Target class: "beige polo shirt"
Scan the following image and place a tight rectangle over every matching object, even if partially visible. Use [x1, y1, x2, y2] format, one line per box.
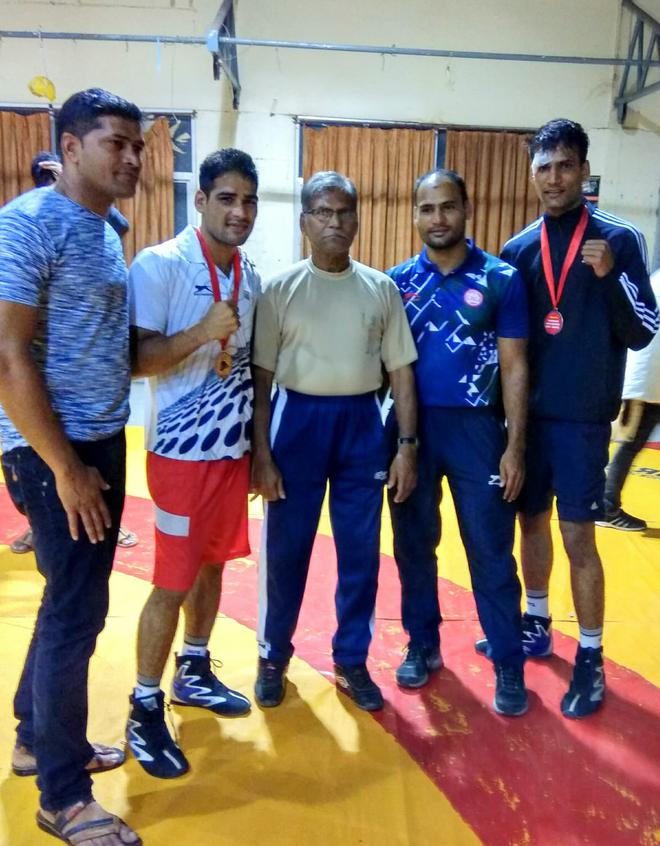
[252, 257, 417, 396]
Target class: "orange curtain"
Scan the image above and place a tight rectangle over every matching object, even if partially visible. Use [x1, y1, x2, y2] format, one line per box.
[117, 117, 174, 264]
[445, 129, 541, 256]
[302, 124, 436, 271]
[0, 111, 51, 206]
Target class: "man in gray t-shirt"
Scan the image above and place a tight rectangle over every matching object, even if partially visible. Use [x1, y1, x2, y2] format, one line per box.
[0, 89, 143, 846]
[3, 150, 138, 555]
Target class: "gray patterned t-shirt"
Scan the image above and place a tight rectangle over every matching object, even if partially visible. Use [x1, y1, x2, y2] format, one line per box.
[0, 187, 130, 452]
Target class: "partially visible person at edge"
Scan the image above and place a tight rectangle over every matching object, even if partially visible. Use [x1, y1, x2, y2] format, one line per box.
[125, 149, 260, 779]
[387, 168, 529, 716]
[251, 171, 418, 712]
[0, 88, 144, 846]
[597, 267, 660, 531]
[476, 118, 658, 720]
[5, 149, 138, 555]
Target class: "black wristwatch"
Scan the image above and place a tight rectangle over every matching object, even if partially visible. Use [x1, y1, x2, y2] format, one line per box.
[397, 436, 419, 447]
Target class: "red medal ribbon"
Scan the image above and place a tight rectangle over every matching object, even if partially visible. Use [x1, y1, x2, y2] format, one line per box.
[194, 227, 241, 351]
[540, 205, 589, 315]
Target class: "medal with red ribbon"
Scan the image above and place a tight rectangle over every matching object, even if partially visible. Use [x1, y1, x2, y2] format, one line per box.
[195, 228, 241, 379]
[540, 205, 589, 336]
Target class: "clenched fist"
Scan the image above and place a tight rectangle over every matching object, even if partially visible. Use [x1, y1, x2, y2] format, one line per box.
[200, 299, 239, 343]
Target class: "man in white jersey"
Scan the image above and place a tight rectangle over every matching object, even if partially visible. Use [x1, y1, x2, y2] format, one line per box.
[126, 149, 260, 778]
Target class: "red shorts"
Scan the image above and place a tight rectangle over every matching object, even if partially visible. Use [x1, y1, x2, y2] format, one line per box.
[146, 452, 250, 592]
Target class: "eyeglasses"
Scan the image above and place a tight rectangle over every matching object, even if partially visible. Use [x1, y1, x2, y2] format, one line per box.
[303, 207, 357, 223]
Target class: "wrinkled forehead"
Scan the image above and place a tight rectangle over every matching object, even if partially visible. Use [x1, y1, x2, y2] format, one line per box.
[308, 188, 356, 210]
[531, 144, 581, 170]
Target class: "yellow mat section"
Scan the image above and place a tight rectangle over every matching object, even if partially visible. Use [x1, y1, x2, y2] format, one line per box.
[0, 424, 481, 846]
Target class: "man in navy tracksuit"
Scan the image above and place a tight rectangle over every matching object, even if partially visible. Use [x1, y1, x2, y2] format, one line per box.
[387, 169, 530, 717]
[478, 119, 658, 718]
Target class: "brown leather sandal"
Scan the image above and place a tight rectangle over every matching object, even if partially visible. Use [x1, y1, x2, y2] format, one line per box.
[12, 742, 125, 777]
[36, 800, 141, 845]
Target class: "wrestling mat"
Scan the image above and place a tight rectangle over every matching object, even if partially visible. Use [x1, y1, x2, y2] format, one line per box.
[0, 427, 658, 846]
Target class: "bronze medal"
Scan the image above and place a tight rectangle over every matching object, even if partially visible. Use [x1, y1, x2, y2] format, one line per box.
[215, 350, 233, 379]
[543, 309, 564, 335]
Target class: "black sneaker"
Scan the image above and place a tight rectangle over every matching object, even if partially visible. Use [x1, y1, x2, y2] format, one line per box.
[334, 663, 384, 711]
[254, 658, 288, 708]
[395, 643, 443, 688]
[561, 646, 605, 719]
[596, 508, 647, 532]
[126, 691, 189, 779]
[171, 652, 251, 716]
[493, 663, 528, 716]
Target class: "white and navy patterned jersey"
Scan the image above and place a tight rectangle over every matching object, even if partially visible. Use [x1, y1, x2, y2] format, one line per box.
[387, 242, 528, 408]
[0, 187, 130, 452]
[502, 203, 659, 424]
[129, 224, 261, 461]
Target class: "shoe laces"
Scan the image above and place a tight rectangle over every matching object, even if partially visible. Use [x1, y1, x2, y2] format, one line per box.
[164, 700, 181, 743]
[571, 651, 599, 690]
[402, 643, 425, 663]
[260, 661, 285, 682]
[497, 664, 523, 690]
[341, 664, 372, 687]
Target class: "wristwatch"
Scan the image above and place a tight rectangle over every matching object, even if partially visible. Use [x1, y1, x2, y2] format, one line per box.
[397, 436, 419, 447]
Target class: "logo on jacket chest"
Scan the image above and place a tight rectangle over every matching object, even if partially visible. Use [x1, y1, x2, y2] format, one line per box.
[463, 288, 484, 308]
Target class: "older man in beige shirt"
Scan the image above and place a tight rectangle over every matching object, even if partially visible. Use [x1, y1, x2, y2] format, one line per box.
[251, 170, 418, 712]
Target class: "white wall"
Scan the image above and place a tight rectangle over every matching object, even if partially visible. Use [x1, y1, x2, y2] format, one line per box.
[1, 0, 659, 276]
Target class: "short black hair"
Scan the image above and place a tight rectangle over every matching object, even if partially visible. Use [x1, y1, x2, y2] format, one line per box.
[301, 171, 358, 211]
[31, 151, 61, 187]
[528, 119, 589, 164]
[199, 149, 259, 196]
[56, 88, 142, 145]
[413, 169, 468, 205]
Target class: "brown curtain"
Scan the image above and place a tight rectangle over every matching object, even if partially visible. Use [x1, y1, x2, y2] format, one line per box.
[302, 124, 436, 271]
[0, 111, 51, 206]
[445, 129, 541, 256]
[116, 117, 174, 264]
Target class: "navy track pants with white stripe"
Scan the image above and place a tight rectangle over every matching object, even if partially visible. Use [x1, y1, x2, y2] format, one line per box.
[258, 388, 388, 666]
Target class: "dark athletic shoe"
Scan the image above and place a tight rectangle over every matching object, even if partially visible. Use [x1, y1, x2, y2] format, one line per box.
[561, 646, 605, 719]
[171, 652, 251, 716]
[521, 613, 553, 657]
[395, 643, 444, 688]
[475, 613, 552, 661]
[596, 508, 647, 532]
[254, 658, 288, 708]
[126, 692, 189, 779]
[493, 663, 528, 716]
[334, 663, 384, 711]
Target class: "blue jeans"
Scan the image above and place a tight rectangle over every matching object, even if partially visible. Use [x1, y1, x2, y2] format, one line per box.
[388, 407, 524, 667]
[3, 431, 125, 811]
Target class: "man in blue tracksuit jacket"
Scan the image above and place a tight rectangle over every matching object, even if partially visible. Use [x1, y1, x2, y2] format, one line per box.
[387, 169, 530, 717]
[478, 118, 658, 719]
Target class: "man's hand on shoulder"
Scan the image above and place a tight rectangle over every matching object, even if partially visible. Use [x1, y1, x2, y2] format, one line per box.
[581, 239, 614, 278]
[387, 444, 417, 504]
[54, 460, 112, 543]
[250, 450, 286, 502]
